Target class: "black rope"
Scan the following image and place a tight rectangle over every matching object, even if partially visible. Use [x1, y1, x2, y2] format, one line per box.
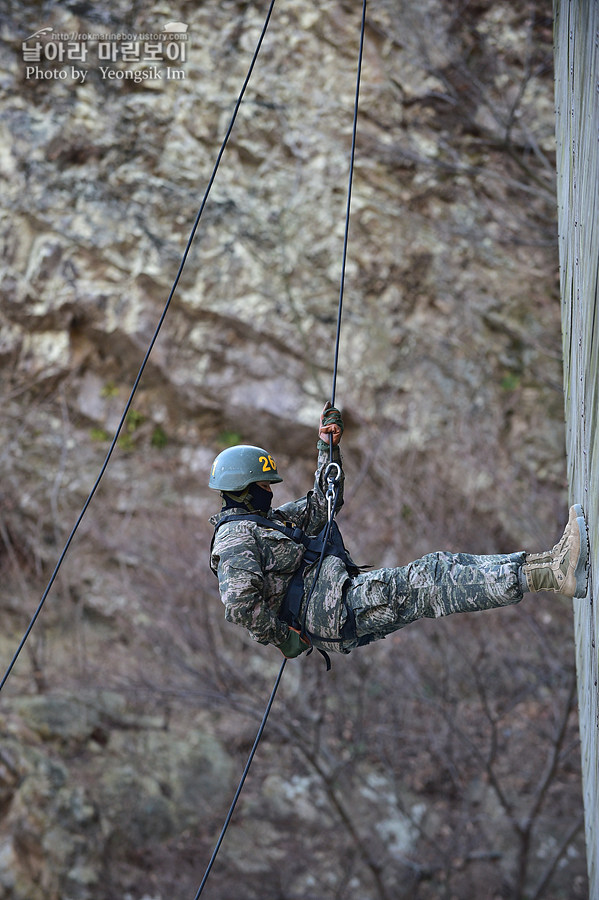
[0, 0, 277, 696]
[330, 0, 367, 415]
[193, 657, 287, 900]
[191, 2, 367, 893]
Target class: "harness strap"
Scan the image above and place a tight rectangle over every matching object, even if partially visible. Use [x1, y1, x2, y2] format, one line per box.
[212, 512, 363, 665]
[340, 599, 379, 648]
[212, 513, 314, 550]
[212, 512, 356, 590]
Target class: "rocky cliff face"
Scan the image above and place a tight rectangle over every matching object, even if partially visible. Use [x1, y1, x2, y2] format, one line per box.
[0, 2, 587, 899]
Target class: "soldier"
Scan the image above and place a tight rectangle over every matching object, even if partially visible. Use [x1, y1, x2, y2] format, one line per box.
[209, 404, 589, 659]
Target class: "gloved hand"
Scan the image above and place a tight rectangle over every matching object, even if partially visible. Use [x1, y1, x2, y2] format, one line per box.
[275, 627, 310, 659]
[317, 401, 344, 450]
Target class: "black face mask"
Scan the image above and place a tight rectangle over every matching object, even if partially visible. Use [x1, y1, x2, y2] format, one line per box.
[222, 483, 273, 514]
[247, 482, 273, 513]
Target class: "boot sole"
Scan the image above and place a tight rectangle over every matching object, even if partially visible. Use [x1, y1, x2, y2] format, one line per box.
[573, 512, 589, 598]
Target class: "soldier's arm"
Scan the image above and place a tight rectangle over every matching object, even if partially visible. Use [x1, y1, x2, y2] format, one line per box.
[276, 404, 346, 534]
[215, 532, 289, 646]
[308, 403, 345, 529]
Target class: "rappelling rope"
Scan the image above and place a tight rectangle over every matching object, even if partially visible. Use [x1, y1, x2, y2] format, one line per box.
[192, 0, 367, 895]
[298, 0, 368, 650]
[330, 0, 367, 418]
[296, 0, 367, 659]
[0, 0, 277, 695]
[192, 658, 287, 900]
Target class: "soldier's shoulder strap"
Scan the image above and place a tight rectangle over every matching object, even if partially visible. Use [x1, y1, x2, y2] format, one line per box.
[212, 513, 311, 546]
[210, 513, 315, 577]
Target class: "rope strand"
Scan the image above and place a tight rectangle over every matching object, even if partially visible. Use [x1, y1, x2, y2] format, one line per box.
[193, 659, 287, 899]
[330, 0, 367, 413]
[0, 0, 277, 696]
[191, 2, 367, 892]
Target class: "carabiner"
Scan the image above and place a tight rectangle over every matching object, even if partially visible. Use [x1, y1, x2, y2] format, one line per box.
[324, 461, 341, 486]
[325, 462, 341, 519]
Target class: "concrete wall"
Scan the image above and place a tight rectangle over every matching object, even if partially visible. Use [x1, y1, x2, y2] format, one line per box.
[554, 0, 599, 893]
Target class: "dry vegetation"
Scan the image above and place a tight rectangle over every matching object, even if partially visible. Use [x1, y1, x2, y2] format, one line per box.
[0, 432, 587, 898]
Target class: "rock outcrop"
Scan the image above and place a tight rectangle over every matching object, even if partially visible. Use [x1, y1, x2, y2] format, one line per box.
[0, 2, 587, 898]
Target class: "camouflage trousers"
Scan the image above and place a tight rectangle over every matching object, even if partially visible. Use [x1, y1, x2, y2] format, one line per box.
[337, 550, 526, 652]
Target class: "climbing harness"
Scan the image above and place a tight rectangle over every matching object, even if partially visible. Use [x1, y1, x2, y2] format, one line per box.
[195, 1, 368, 893]
[211, 462, 360, 658]
[0, 0, 277, 696]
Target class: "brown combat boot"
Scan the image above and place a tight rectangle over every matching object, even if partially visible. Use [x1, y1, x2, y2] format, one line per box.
[520, 504, 589, 598]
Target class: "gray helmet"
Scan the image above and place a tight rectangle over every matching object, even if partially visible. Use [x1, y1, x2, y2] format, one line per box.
[208, 444, 283, 491]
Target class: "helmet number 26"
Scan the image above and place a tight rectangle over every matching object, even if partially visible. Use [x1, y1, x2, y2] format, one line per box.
[259, 455, 277, 473]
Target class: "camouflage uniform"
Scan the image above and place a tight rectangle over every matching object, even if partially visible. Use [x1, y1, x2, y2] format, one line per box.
[210, 448, 525, 654]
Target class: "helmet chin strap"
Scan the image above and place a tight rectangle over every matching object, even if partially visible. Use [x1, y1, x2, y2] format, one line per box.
[221, 488, 249, 510]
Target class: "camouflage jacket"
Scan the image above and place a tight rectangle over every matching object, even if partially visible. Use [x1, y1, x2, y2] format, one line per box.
[209, 447, 351, 650]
